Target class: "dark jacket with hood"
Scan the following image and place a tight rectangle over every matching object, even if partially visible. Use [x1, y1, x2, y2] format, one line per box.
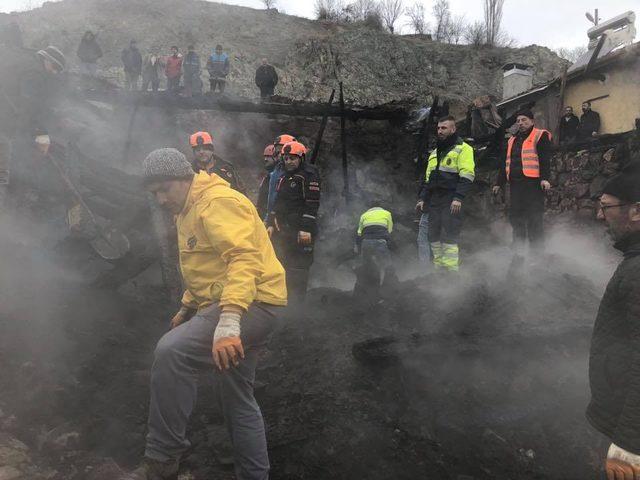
[77, 33, 103, 63]
[587, 232, 640, 453]
[255, 64, 278, 88]
[121, 46, 142, 74]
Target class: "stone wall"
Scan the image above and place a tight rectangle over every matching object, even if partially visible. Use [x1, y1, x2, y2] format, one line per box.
[547, 133, 639, 219]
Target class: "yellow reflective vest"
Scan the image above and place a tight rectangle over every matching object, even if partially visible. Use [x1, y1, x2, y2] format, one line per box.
[357, 207, 393, 236]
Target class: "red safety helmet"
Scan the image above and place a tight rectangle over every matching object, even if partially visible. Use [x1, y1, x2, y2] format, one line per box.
[190, 131, 214, 148]
[274, 134, 296, 147]
[263, 144, 275, 156]
[282, 141, 307, 158]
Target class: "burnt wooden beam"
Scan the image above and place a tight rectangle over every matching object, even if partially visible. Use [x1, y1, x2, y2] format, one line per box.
[84, 90, 409, 122]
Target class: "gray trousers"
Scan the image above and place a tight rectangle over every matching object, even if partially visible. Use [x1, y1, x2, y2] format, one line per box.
[145, 302, 281, 480]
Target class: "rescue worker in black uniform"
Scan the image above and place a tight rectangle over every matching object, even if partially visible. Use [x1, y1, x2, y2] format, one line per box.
[268, 141, 321, 301]
[256, 143, 275, 220]
[189, 131, 245, 194]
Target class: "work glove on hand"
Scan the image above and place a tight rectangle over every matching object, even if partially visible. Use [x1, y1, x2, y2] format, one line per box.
[170, 306, 194, 330]
[213, 310, 244, 371]
[606, 443, 640, 480]
[298, 231, 312, 246]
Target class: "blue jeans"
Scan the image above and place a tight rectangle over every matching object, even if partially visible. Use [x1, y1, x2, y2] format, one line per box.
[417, 213, 432, 267]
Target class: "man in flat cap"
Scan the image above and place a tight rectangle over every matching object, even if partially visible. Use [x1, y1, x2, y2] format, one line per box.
[493, 110, 552, 262]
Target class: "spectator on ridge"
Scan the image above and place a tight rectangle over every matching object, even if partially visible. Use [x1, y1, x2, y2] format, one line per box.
[121, 40, 143, 91]
[77, 30, 102, 77]
[255, 58, 278, 99]
[206, 44, 230, 94]
[183, 45, 202, 97]
[165, 46, 183, 93]
[142, 50, 162, 92]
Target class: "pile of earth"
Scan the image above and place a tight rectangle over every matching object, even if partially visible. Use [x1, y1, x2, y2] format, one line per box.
[0, 212, 618, 479]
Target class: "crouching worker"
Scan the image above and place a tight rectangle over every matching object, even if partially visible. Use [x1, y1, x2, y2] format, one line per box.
[132, 148, 287, 480]
[353, 205, 396, 297]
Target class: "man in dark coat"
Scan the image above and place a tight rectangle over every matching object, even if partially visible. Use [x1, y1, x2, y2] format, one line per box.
[558, 106, 579, 144]
[182, 45, 201, 97]
[0, 45, 66, 208]
[121, 40, 142, 90]
[254, 58, 278, 99]
[493, 110, 552, 258]
[578, 101, 601, 140]
[77, 30, 102, 77]
[588, 162, 640, 478]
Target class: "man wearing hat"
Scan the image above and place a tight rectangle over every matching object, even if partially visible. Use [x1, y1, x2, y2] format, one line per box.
[131, 148, 286, 480]
[493, 109, 552, 259]
[587, 163, 640, 479]
[0, 45, 65, 208]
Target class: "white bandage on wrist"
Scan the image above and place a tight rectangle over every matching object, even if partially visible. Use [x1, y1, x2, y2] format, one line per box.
[214, 311, 241, 342]
[608, 443, 640, 465]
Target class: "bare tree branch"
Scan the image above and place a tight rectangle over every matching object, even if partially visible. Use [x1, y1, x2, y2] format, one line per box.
[484, 0, 505, 47]
[555, 45, 588, 63]
[380, 0, 404, 34]
[432, 0, 451, 42]
[405, 2, 428, 35]
[261, 0, 277, 9]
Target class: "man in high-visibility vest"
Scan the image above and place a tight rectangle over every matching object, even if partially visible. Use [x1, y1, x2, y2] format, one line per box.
[493, 110, 552, 255]
[354, 205, 395, 296]
[417, 115, 475, 271]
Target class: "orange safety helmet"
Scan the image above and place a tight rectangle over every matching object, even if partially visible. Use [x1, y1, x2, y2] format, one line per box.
[274, 134, 296, 146]
[282, 141, 307, 158]
[263, 144, 275, 156]
[190, 131, 214, 148]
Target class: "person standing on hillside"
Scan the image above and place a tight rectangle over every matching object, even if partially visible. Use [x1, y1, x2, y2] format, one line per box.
[207, 44, 230, 94]
[129, 148, 287, 480]
[254, 58, 278, 99]
[182, 45, 201, 97]
[164, 46, 183, 93]
[142, 51, 162, 92]
[76, 30, 102, 77]
[587, 163, 640, 479]
[121, 40, 142, 91]
[493, 110, 551, 261]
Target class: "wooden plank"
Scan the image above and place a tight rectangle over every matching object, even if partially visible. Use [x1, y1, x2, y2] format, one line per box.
[339, 82, 350, 203]
[309, 89, 335, 165]
[83, 91, 408, 122]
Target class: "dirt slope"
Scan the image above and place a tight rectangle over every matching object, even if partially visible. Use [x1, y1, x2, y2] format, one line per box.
[2, 0, 567, 106]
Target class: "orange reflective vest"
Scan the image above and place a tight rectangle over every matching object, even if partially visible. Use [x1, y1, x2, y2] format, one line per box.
[506, 128, 551, 180]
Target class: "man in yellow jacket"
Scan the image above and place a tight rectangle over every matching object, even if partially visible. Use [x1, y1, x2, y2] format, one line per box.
[134, 148, 287, 480]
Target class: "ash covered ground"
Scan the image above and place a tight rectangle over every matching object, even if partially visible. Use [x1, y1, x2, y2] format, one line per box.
[0, 209, 618, 480]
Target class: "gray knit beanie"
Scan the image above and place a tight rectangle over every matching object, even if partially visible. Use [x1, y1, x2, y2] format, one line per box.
[143, 148, 194, 185]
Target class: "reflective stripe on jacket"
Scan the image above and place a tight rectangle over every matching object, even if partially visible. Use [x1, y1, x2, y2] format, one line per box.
[506, 127, 551, 180]
[357, 207, 393, 236]
[424, 139, 475, 200]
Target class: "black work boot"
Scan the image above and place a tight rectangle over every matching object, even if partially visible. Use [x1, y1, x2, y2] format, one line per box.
[125, 457, 179, 480]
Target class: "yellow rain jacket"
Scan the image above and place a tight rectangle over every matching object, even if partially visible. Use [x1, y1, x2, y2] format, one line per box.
[177, 172, 287, 311]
